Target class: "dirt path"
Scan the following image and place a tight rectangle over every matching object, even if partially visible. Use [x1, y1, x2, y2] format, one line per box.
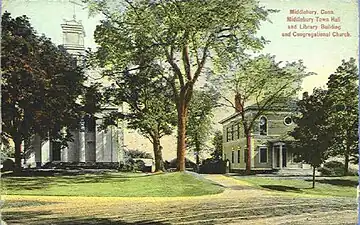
[2, 174, 357, 225]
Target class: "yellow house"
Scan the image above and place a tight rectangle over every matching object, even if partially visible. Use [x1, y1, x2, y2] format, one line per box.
[219, 101, 312, 174]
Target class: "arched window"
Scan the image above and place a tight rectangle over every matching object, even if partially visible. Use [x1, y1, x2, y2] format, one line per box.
[259, 116, 267, 135]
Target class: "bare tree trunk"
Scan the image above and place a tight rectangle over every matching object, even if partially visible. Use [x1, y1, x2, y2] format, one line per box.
[152, 134, 164, 172]
[177, 100, 188, 172]
[246, 131, 251, 174]
[312, 166, 316, 189]
[14, 136, 22, 172]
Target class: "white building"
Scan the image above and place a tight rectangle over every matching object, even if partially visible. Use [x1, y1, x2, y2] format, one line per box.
[23, 15, 125, 167]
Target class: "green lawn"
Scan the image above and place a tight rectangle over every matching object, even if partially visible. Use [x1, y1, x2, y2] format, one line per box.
[235, 176, 358, 197]
[2, 172, 224, 197]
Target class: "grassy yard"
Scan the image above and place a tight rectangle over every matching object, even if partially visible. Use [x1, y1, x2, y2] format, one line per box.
[1, 172, 224, 197]
[234, 176, 358, 197]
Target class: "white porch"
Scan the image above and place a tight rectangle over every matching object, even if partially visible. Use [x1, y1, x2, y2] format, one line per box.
[272, 142, 311, 170]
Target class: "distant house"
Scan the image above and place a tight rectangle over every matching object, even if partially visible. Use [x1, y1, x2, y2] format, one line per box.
[219, 100, 313, 174]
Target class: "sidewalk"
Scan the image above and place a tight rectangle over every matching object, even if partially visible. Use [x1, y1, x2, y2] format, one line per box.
[201, 174, 256, 190]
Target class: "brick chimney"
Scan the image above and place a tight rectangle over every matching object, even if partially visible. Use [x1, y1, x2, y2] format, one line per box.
[235, 94, 243, 112]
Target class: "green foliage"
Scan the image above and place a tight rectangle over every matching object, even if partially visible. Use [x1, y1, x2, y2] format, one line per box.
[85, 0, 274, 170]
[125, 149, 153, 159]
[325, 58, 358, 166]
[214, 54, 312, 126]
[211, 131, 223, 160]
[318, 161, 347, 177]
[290, 88, 332, 168]
[1, 12, 86, 166]
[186, 88, 219, 154]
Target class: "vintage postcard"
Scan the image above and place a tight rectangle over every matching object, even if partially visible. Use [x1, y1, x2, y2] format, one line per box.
[0, 0, 359, 224]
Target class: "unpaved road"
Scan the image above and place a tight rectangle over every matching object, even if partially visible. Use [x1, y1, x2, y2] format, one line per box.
[1, 174, 357, 225]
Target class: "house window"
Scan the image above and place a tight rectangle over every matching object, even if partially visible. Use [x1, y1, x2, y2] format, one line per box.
[259, 116, 267, 135]
[233, 124, 239, 140]
[237, 150, 241, 163]
[231, 151, 235, 163]
[259, 147, 268, 163]
[226, 127, 232, 142]
[237, 124, 240, 139]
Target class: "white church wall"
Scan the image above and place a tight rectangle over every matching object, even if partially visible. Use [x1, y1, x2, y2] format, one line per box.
[41, 141, 51, 165]
[85, 132, 96, 162]
[67, 131, 79, 162]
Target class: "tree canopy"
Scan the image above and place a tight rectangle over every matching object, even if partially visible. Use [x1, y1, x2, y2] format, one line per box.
[86, 0, 275, 171]
[1, 12, 86, 169]
[325, 58, 358, 174]
[290, 88, 333, 188]
[186, 87, 219, 164]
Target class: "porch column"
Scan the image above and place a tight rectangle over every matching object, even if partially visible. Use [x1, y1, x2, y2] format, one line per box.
[279, 144, 283, 169]
[79, 119, 86, 162]
[272, 146, 275, 168]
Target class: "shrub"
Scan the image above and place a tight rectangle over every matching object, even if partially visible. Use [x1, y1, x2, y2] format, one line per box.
[2, 158, 15, 171]
[133, 160, 146, 172]
[199, 159, 226, 174]
[318, 161, 346, 176]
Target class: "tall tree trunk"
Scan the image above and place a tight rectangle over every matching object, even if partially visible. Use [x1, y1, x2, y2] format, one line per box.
[344, 153, 349, 175]
[177, 104, 187, 172]
[14, 136, 22, 172]
[152, 134, 164, 172]
[245, 131, 251, 174]
[312, 166, 316, 189]
[176, 82, 193, 172]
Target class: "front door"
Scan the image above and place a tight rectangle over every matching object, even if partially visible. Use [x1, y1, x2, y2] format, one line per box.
[52, 141, 61, 161]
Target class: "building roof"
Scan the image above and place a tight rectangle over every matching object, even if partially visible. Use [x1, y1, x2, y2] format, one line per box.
[219, 99, 298, 124]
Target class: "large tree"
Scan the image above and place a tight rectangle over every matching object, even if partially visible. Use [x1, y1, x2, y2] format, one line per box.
[102, 62, 177, 172]
[214, 54, 312, 173]
[290, 89, 332, 188]
[1, 12, 86, 170]
[86, 0, 274, 171]
[186, 88, 219, 167]
[325, 58, 358, 174]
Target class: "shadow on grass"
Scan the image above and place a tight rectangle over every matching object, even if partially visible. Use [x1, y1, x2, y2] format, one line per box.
[3, 211, 171, 225]
[305, 179, 358, 187]
[260, 185, 304, 193]
[3, 171, 178, 192]
[3, 172, 131, 191]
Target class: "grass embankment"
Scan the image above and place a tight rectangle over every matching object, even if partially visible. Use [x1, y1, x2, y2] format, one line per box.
[2, 172, 224, 197]
[235, 176, 358, 197]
